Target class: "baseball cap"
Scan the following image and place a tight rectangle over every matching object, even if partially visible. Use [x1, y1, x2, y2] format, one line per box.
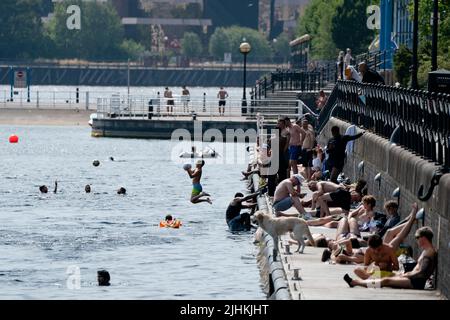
[293, 174, 305, 184]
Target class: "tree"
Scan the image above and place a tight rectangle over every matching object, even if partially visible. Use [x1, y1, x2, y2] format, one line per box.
[332, 0, 375, 55]
[181, 32, 203, 57]
[0, 0, 47, 59]
[297, 0, 343, 60]
[272, 33, 291, 62]
[120, 40, 146, 60]
[209, 26, 273, 62]
[394, 45, 413, 87]
[46, 0, 125, 60]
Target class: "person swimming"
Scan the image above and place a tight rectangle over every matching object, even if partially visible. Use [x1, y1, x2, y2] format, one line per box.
[85, 184, 91, 193]
[117, 187, 126, 195]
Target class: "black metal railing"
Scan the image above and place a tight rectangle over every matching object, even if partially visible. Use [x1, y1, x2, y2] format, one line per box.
[252, 68, 337, 101]
[316, 85, 339, 133]
[355, 51, 387, 71]
[333, 80, 450, 168]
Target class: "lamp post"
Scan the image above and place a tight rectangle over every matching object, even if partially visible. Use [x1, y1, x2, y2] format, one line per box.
[240, 41, 251, 114]
[431, 0, 439, 71]
[411, 0, 419, 89]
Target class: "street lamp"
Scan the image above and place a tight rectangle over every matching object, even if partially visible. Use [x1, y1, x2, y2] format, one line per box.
[240, 41, 251, 113]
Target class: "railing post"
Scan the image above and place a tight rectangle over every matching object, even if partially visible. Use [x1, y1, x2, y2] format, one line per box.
[86, 91, 89, 110]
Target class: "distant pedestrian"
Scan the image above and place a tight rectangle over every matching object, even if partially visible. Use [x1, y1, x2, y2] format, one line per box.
[164, 87, 174, 115]
[181, 86, 190, 113]
[217, 87, 229, 116]
[358, 62, 385, 85]
[344, 48, 353, 69]
[315, 90, 328, 111]
[337, 51, 345, 80]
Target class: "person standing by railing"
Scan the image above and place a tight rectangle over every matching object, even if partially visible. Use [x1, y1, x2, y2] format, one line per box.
[164, 87, 174, 115]
[344, 48, 353, 70]
[358, 62, 385, 85]
[217, 87, 229, 116]
[337, 51, 345, 80]
[327, 125, 364, 183]
[315, 90, 328, 112]
[181, 86, 190, 113]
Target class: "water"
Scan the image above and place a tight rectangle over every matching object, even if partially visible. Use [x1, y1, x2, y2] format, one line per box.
[0, 125, 265, 299]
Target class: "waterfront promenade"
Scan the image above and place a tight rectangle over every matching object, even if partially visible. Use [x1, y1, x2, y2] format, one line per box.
[259, 196, 444, 300]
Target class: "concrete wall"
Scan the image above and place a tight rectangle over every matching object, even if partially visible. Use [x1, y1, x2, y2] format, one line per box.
[319, 118, 450, 298]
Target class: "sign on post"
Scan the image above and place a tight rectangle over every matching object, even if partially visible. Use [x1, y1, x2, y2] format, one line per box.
[14, 70, 27, 88]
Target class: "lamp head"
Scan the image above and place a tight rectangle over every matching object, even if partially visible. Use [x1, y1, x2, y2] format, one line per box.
[240, 42, 251, 54]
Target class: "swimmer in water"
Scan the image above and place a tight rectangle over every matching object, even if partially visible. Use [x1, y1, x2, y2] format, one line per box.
[117, 187, 126, 195]
[39, 180, 57, 194]
[85, 184, 91, 193]
[184, 159, 212, 204]
[97, 270, 110, 286]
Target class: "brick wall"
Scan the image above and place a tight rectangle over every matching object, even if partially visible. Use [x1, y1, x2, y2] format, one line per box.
[318, 118, 450, 298]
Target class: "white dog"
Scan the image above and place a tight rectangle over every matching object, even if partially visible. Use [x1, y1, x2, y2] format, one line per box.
[254, 211, 315, 254]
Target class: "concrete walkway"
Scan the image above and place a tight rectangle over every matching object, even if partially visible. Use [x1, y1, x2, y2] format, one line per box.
[263, 184, 444, 300]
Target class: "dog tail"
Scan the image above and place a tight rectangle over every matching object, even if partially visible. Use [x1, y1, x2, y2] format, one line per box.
[305, 225, 316, 247]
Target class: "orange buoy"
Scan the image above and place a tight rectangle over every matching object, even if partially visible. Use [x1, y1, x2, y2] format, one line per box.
[9, 134, 19, 143]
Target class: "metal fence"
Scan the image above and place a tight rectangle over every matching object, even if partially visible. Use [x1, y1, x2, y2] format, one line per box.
[333, 80, 450, 168]
[95, 95, 312, 122]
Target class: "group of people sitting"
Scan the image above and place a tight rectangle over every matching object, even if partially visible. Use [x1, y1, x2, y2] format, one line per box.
[230, 115, 437, 292]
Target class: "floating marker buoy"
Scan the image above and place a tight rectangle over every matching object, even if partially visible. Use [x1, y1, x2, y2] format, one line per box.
[93, 160, 100, 167]
[9, 135, 19, 143]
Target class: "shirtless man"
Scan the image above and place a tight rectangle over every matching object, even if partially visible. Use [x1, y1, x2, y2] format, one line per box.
[298, 119, 316, 180]
[285, 117, 302, 176]
[316, 188, 362, 217]
[353, 234, 399, 279]
[164, 87, 174, 114]
[306, 180, 343, 210]
[217, 87, 229, 116]
[272, 175, 308, 217]
[39, 180, 57, 194]
[185, 159, 212, 204]
[181, 86, 190, 113]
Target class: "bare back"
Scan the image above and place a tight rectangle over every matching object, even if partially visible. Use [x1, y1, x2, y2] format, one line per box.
[274, 179, 294, 202]
[289, 124, 302, 146]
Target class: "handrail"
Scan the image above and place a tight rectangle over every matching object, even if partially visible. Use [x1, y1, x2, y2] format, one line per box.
[332, 80, 450, 168]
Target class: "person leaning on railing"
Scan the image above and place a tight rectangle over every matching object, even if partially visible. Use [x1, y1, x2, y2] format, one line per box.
[358, 62, 385, 85]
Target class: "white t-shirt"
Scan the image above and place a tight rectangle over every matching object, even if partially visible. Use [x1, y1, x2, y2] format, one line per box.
[312, 157, 322, 171]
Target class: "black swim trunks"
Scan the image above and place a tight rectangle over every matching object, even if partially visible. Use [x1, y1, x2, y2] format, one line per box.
[329, 189, 351, 211]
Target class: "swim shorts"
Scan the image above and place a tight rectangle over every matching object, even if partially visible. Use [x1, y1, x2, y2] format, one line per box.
[192, 183, 203, 196]
[289, 145, 301, 161]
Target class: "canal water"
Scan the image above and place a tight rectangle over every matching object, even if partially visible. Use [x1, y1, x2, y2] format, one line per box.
[0, 125, 265, 299]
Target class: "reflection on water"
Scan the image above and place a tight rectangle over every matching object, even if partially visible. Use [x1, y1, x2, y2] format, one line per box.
[0, 125, 264, 299]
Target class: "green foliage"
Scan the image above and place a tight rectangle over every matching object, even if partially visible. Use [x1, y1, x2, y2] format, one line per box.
[297, 0, 343, 60]
[410, 0, 450, 59]
[120, 39, 146, 60]
[208, 26, 273, 61]
[394, 45, 413, 87]
[46, 0, 124, 59]
[273, 33, 291, 60]
[0, 0, 47, 59]
[181, 32, 203, 57]
[332, 0, 374, 55]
